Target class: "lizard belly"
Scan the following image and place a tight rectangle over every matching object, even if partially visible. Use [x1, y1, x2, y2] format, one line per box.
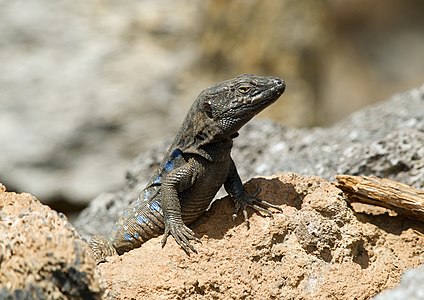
[180, 157, 231, 224]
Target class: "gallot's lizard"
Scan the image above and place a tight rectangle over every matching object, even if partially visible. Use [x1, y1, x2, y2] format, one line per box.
[90, 74, 286, 263]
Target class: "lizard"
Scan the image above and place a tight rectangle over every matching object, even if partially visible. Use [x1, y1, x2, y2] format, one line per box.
[90, 74, 286, 263]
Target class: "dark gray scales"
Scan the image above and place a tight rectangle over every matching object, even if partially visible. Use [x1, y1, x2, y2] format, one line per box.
[90, 74, 286, 263]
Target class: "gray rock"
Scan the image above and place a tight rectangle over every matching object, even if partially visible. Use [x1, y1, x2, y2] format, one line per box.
[234, 85, 424, 187]
[74, 85, 424, 240]
[373, 265, 424, 300]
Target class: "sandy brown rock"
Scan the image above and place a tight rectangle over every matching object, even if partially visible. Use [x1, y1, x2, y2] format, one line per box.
[0, 184, 105, 299]
[96, 174, 424, 299]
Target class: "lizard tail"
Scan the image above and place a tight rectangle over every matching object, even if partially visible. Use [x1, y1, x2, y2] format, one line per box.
[89, 235, 117, 264]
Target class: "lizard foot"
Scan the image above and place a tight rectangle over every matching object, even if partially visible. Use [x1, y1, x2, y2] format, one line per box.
[89, 235, 117, 264]
[161, 221, 201, 255]
[232, 187, 283, 227]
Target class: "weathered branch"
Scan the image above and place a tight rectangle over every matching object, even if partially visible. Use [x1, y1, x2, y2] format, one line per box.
[336, 175, 424, 220]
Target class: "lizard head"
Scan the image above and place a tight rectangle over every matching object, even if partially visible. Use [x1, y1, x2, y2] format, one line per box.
[178, 74, 285, 155]
[202, 74, 285, 137]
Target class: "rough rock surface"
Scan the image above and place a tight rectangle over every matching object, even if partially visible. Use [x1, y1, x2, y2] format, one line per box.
[0, 184, 105, 299]
[96, 174, 424, 299]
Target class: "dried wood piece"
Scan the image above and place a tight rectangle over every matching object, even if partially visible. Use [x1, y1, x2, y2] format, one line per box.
[336, 175, 424, 220]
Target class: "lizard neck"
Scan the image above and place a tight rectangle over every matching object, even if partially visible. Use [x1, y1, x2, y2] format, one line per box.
[171, 132, 233, 162]
[197, 138, 233, 162]
[170, 100, 233, 161]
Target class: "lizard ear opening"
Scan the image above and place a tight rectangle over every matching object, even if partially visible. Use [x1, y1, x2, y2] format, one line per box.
[203, 101, 213, 119]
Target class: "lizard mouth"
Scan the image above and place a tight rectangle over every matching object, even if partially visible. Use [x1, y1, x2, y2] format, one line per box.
[252, 78, 285, 106]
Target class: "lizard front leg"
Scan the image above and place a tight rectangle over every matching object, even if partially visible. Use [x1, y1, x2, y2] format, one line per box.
[160, 160, 200, 254]
[224, 159, 282, 225]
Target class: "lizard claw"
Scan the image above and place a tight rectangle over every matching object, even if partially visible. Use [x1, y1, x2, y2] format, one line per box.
[161, 221, 200, 255]
[232, 187, 282, 226]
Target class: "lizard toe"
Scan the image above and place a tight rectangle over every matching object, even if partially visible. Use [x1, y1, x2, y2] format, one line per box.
[162, 222, 199, 254]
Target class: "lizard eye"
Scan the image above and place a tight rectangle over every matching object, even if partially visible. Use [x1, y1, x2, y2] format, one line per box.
[204, 101, 213, 118]
[237, 85, 251, 94]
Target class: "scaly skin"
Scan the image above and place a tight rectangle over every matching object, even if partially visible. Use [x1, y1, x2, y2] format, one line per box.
[90, 74, 286, 263]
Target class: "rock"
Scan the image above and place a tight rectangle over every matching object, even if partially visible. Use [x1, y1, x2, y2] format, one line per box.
[233, 84, 424, 187]
[95, 174, 424, 299]
[373, 265, 424, 300]
[0, 184, 105, 299]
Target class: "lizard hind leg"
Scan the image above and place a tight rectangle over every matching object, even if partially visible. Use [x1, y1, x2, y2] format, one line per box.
[89, 235, 117, 264]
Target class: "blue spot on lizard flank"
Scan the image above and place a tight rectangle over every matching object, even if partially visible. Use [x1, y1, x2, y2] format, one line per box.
[136, 214, 148, 225]
[134, 232, 140, 239]
[124, 233, 132, 241]
[150, 201, 161, 212]
[171, 148, 183, 158]
[164, 160, 174, 172]
[164, 149, 182, 172]
[140, 190, 151, 200]
[153, 175, 161, 185]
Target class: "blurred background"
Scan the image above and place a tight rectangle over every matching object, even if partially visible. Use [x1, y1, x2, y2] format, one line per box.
[1, 0, 424, 213]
